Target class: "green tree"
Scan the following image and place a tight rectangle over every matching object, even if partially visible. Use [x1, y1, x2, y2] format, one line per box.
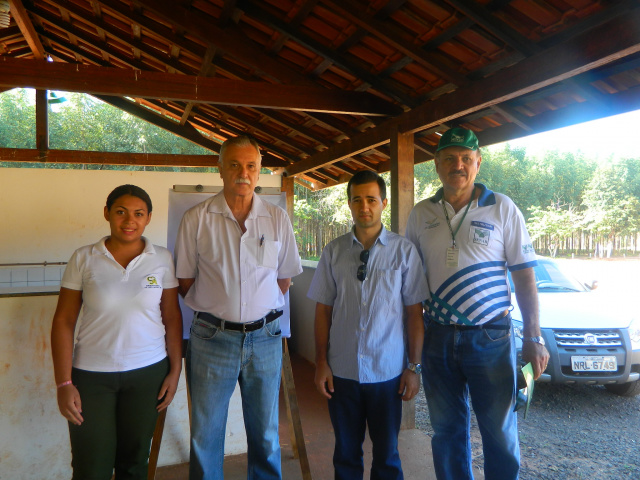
[0, 88, 36, 157]
[581, 159, 640, 244]
[1, 89, 213, 171]
[527, 204, 582, 256]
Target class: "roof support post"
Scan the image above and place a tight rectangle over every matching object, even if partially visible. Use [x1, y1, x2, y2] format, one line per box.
[389, 126, 414, 236]
[390, 127, 416, 430]
[282, 176, 295, 222]
[35, 89, 48, 151]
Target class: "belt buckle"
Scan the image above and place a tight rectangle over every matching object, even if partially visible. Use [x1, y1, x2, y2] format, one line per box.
[242, 318, 260, 333]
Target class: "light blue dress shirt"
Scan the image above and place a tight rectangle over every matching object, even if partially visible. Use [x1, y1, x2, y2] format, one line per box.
[307, 227, 429, 383]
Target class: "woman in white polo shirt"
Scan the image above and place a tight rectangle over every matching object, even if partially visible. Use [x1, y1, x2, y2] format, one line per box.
[51, 184, 182, 480]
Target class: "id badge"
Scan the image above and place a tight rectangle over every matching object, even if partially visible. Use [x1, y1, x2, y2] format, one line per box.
[446, 246, 459, 268]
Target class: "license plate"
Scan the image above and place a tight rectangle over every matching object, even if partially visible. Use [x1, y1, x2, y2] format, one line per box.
[571, 356, 617, 372]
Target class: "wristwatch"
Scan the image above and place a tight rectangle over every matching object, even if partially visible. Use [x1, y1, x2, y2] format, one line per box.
[407, 362, 422, 375]
[522, 336, 546, 346]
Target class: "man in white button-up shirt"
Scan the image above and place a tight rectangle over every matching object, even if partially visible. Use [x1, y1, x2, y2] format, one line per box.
[175, 135, 302, 480]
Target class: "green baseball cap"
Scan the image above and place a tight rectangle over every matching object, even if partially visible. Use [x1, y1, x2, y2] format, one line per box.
[436, 128, 479, 152]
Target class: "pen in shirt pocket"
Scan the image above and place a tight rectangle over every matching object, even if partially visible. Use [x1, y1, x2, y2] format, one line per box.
[260, 234, 265, 247]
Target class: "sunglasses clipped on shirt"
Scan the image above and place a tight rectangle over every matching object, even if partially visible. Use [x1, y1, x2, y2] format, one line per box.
[357, 249, 370, 281]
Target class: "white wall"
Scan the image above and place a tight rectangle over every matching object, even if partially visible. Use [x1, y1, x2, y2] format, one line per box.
[0, 167, 275, 263]
[0, 167, 281, 478]
[288, 262, 319, 364]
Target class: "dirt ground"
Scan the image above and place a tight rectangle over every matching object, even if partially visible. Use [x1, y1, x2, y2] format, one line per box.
[415, 258, 640, 480]
[416, 382, 640, 480]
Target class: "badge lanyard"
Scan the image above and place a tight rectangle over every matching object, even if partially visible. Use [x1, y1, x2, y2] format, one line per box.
[442, 189, 474, 268]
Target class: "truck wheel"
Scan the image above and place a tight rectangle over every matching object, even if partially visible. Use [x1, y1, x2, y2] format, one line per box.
[605, 380, 640, 397]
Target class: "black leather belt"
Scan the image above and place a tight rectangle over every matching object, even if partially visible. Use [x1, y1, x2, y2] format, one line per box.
[196, 310, 283, 333]
[453, 310, 511, 330]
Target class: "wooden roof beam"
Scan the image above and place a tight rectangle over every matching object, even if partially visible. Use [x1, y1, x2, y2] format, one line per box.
[444, 0, 541, 57]
[320, 0, 469, 86]
[476, 85, 640, 147]
[132, 0, 316, 87]
[0, 148, 222, 167]
[490, 104, 533, 132]
[181, 45, 218, 125]
[241, 1, 416, 107]
[94, 95, 223, 153]
[8, 0, 45, 60]
[285, 120, 394, 176]
[0, 57, 402, 115]
[284, 9, 640, 176]
[137, 98, 292, 166]
[28, 3, 199, 75]
[399, 9, 640, 134]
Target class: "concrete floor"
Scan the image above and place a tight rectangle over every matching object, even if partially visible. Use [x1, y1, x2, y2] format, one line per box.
[155, 354, 458, 480]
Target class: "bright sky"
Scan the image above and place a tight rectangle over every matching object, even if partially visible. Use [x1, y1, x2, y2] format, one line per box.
[488, 109, 640, 161]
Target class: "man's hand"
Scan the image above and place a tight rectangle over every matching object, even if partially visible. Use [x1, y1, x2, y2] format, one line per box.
[314, 360, 334, 399]
[522, 341, 550, 380]
[398, 369, 420, 401]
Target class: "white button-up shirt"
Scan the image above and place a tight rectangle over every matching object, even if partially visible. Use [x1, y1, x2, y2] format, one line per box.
[175, 192, 302, 323]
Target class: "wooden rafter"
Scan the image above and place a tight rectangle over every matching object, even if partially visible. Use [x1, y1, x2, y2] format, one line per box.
[8, 0, 45, 60]
[399, 10, 640, 134]
[0, 148, 224, 168]
[94, 95, 223, 153]
[241, 1, 416, 107]
[490, 104, 533, 132]
[0, 57, 402, 115]
[284, 8, 640, 177]
[133, 0, 316, 87]
[477, 85, 640, 147]
[181, 45, 218, 126]
[320, 0, 469, 86]
[444, 0, 541, 56]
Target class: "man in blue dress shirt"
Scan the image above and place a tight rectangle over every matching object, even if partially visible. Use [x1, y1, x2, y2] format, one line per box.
[308, 170, 429, 480]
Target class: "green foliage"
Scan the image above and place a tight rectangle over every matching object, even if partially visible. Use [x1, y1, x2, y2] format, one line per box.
[0, 88, 36, 150]
[528, 204, 581, 241]
[0, 88, 214, 171]
[581, 159, 640, 237]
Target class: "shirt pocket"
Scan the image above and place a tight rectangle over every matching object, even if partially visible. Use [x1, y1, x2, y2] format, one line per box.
[258, 240, 280, 270]
[370, 269, 402, 318]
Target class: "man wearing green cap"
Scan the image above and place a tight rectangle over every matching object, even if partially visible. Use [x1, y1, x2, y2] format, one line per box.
[406, 128, 549, 480]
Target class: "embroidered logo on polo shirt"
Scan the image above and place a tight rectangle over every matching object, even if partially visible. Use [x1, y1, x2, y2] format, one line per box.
[522, 244, 535, 255]
[142, 274, 162, 289]
[470, 221, 494, 246]
[424, 217, 440, 229]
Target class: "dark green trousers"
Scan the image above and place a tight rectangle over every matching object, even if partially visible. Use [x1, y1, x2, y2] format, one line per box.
[69, 358, 169, 480]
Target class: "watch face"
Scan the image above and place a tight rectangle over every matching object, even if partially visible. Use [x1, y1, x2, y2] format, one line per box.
[409, 363, 422, 375]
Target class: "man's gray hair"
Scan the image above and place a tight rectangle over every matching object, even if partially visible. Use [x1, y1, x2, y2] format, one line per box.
[218, 135, 262, 167]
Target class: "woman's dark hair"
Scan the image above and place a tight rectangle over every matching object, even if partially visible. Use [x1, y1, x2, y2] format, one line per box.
[106, 184, 153, 213]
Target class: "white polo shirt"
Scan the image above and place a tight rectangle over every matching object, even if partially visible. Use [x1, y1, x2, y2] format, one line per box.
[61, 237, 179, 372]
[406, 184, 537, 326]
[174, 192, 302, 323]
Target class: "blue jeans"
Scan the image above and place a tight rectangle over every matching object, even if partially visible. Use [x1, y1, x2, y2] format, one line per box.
[187, 316, 283, 480]
[327, 375, 404, 480]
[422, 315, 519, 480]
